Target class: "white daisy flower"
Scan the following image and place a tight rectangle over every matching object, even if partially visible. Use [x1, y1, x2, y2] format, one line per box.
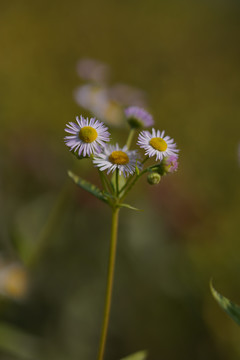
[93, 144, 141, 177]
[64, 116, 110, 157]
[137, 128, 179, 161]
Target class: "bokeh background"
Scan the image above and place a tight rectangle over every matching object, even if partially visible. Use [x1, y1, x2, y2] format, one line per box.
[0, 0, 240, 359]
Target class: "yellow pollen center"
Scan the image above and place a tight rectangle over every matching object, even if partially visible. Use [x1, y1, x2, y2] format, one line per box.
[79, 126, 98, 143]
[109, 151, 129, 165]
[149, 137, 167, 151]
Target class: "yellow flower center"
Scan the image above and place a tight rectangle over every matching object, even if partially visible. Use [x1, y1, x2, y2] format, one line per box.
[79, 126, 98, 143]
[149, 137, 167, 151]
[109, 151, 129, 165]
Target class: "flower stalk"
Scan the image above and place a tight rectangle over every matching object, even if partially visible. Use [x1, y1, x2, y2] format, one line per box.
[97, 207, 120, 360]
[65, 109, 179, 360]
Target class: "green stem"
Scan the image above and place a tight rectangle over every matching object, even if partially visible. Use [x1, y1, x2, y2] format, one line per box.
[98, 170, 108, 192]
[120, 169, 148, 201]
[126, 129, 135, 149]
[99, 170, 113, 194]
[141, 156, 149, 165]
[97, 208, 120, 360]
[119, 175, 132, 195]
[119, 156, 149, 196]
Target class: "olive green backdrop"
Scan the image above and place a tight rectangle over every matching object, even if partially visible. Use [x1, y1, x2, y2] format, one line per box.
[0, 0, 240, 359]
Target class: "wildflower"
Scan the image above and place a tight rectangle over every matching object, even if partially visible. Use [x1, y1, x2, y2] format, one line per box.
[164, 155, 179, 173]
[93, 144, 141, 177]
[137, 128, 179, 161]
[125, 106, 154, 128]
[64, 116, 110, 157]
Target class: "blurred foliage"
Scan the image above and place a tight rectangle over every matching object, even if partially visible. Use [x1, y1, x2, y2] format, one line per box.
[0, 0, 240, 359]
[120, 350, 148, 360]
[211, 281, 240, 327]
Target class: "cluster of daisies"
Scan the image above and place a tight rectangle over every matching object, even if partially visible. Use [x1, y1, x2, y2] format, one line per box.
[64, 106, 179, 179]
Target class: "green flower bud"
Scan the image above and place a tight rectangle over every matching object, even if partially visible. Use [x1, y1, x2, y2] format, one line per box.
[147, 172, 161, 185]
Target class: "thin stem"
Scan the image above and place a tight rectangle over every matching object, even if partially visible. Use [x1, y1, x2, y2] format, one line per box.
[126, 129, 135, 149]
[97, 208, 120, 360]
[141, 156, 149, 165]
[119, 175, 132, 195]
[99, 170, 114, 194]
[120, 169, 148, 201]
[98, 170, 108, 192]
[119, 156, 149, 195]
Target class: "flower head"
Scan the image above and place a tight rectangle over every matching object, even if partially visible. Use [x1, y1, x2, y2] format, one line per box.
[164, 155, 179, 173]
[64, 116, 110, 157]
[125, 106, 154, 128]
[137, 128, 179, 161]
[93, 144, 141, 177]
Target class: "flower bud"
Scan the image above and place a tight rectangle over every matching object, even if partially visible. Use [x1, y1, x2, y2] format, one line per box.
[147, 172, 161, 185]
[163, 155, 179, 174]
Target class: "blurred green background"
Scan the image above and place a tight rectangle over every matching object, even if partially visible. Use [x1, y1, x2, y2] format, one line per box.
[0, 0, 240, 359]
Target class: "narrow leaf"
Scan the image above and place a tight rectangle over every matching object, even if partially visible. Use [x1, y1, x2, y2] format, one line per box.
[68, 170, 108, 203]
[210, 280, 240, 326]
[120, 350, 148, 360]
[119, 203, 142, 211]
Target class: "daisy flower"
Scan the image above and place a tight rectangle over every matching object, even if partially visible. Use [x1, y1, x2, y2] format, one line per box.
[93, 144, 141, 177]
[137, 128, 179, 161]
[125, 106, 154, 128]
[64, 116, 110, 157]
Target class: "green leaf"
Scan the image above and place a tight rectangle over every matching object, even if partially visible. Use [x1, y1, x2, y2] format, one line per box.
[210, 280, 240, 326]
[119, 203, 142, 211]
[120, 350, 148, 360]
[68, 170, 109, 203]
